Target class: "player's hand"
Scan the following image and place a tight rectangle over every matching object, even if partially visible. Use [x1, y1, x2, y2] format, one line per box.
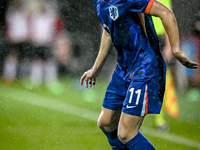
[182, 60, 199, 69]
[172, 48, 199, 69]
[80, 69, 98, 88]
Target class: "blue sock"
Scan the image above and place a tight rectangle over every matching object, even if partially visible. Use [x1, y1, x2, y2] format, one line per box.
[124, 131, 156, 150]
[104, 129, 129, 150]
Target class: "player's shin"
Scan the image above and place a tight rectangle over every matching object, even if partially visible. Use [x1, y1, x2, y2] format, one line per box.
[103, 129, 130, 150]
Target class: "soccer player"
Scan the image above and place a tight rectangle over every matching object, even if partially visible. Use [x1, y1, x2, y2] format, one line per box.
[80, 0, 198, 149]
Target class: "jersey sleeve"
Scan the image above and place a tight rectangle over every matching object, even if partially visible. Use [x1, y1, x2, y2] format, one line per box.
[126, 0, 155, 14]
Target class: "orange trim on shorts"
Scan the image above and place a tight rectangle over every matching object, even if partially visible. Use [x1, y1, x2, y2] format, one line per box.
[144, 85, 149, 115]
[144, 0, 155, 14]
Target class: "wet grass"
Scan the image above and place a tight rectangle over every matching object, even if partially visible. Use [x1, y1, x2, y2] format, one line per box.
[0, 76, 200, 150]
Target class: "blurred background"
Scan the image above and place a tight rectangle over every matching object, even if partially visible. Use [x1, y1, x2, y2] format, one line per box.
[0, 0, 200, 149]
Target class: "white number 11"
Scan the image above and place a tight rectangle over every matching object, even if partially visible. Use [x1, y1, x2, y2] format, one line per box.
[128, 88, 141, 105]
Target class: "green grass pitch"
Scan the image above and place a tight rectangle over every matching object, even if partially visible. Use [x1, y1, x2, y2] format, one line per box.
[0, 76, 200, 150]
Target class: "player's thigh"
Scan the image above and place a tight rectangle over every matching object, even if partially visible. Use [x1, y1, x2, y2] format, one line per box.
[98, 107, 121, 132]
[118, 112, 144, 142]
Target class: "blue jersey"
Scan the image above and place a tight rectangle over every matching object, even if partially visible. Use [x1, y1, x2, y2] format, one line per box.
[93, 0, 166, 81]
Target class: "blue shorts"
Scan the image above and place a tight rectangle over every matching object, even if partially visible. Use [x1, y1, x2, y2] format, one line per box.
[102, 66, 166, 116]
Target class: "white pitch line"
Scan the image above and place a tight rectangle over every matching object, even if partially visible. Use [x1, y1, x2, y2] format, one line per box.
[0, 85, 99, 122]
[0, 85, 200, 149]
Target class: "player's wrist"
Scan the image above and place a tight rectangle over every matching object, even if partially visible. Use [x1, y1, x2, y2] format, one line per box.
[91, 66, 101, 77]
[171, 46, 181, 57]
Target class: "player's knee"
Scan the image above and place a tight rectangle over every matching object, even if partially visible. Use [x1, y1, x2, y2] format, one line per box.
[97, 118, 116, 132]
[97, 118, 111, 131]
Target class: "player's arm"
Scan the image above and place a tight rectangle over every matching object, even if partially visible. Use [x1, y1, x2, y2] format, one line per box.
[149, 0, 198, 68]
[80, 29, 113, 87]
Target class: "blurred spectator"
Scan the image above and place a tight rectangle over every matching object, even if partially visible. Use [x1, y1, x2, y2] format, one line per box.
[2, 0, 31, 85]
[27, 0, 67, 94]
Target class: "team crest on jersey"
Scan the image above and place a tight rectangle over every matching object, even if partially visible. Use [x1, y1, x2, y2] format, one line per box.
[109, 6, 119, 21]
